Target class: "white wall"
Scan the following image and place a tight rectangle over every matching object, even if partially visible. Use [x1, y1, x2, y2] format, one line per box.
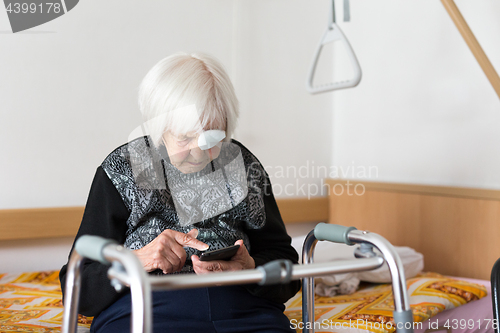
[0, 0, 332, 211]
[0, 0, 234, 210]
[0, 0, 236, 272]
[0, 0, 332, 272]
[0, 237, 74, 273]
[331, 0, 500, 188]
[232, 0, 333, 198]
[3, 0, 498, 273]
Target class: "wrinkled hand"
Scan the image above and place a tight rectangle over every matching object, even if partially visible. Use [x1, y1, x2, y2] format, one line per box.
[133, 229, 208, 274]
[191, 240, 255, 274]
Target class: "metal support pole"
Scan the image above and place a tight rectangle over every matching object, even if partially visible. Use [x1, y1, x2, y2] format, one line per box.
[102, 245, 152, 333]
[63, 230, 410, 333]
[61, 251, 84, 333]
[61, 237, 152, 333]
[301, 230, 318, 333]
[347, 230, 410, 312]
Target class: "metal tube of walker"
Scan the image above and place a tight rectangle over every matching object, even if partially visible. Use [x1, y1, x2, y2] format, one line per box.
[102, 245, 152, 333]
[61, 251, 84, 333]
[347, 229, 414, 333]
[301, 230, 317, 333]
[103, 254, 382, 333]
[104, 252, 383, 333]
[107, 257, 383, 292]
[308, 223, 414, 333]
[64, 235, 382, 333]
[63, 229, 411, 333]
[61, 236, 153, 333]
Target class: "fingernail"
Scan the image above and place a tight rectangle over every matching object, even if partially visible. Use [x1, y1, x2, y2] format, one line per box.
[191, 229, 199, 238]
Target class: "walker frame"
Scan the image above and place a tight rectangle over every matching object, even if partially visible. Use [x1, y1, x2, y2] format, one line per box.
[62, 223, 415, 333]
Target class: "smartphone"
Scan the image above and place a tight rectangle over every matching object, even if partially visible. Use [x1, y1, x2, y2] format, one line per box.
[199, 244, 240, 261]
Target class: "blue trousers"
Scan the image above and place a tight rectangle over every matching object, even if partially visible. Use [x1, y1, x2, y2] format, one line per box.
[90, 285, 295, 333]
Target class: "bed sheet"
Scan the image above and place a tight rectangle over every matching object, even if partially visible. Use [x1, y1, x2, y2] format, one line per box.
[0, 271, 491, 333]
[413, 277, 494, 333]
[0, 271, 90, 333]
[284, 273, 489, 333]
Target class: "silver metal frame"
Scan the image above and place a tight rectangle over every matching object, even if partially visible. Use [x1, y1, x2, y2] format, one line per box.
[62, 225, 414, 333]
[302, 227, 414, 333]
[63, 245, 152, 333]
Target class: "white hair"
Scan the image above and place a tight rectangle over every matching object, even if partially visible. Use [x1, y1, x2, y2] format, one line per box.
[138, 52, 239, 147]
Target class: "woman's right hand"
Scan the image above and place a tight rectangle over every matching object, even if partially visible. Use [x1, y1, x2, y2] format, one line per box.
[133, 229, 209, 274]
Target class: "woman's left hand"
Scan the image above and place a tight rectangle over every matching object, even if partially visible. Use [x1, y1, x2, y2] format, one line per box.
[191, 239, 255, 274]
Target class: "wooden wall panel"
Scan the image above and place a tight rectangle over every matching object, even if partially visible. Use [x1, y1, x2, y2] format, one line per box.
[0, 197, 329, 241]
[326, 179, 500, 280]
[276, 197, 328, 224]
[0, 207, 84, 241]
[419, 196, 500, 279]
[4, 177, 500, 281]
[329, 191, 421, 250]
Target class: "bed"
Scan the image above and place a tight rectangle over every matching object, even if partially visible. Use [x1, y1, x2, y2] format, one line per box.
[0, 270, 491, 333]
[0, 179, 497, 332]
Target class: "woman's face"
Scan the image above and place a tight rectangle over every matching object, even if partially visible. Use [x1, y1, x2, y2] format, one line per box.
[162, 130, 222, 173]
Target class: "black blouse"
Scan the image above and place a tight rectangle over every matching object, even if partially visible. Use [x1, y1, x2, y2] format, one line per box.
[59, 138, 300, 317]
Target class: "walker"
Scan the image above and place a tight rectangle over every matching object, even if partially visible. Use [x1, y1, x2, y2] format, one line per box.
[62, 223, 415, 333]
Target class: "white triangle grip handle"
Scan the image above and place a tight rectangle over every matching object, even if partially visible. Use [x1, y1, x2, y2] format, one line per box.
[307, 23, 362, 94]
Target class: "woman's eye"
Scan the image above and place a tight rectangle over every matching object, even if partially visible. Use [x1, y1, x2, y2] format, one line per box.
[177, 138, 191, 146]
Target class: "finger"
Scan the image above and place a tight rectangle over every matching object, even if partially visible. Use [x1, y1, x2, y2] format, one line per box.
[155, 235, 188, 273]
[166, 244, 187, 272]
[191, 255, 224, 274]
[151, 251, 173, 274]
[191, 255, 207, 274]
[162, 256, 181, 274]
[187, 228, 198, 238]
[174, 231, 209, 251]
[231, 240, 247, 260]
[192, 257, 226, 274]
[143, 243, 169, 274]
[231, 240, 255, 270]
[155, 233, 188, 273]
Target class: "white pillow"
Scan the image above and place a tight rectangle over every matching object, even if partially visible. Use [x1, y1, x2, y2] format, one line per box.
[291, 235, 424, 283]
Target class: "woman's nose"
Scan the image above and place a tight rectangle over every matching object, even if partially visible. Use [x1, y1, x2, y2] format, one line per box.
[187, 137, 206, 160]
[189, 145, 206, 161]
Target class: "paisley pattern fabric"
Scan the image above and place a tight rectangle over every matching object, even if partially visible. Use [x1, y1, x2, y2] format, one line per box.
[0, 271, 91, 333]
[0, 271, 486, 333]
[164, 141, 248, 227]
[101, 136, 266, 273]
[284, 273, 488, 333]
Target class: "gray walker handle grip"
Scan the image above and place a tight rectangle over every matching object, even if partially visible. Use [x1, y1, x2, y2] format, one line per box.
[314, 223, 357, 245]
[75, 235, 118, 264]
[257, 259, 293, 285]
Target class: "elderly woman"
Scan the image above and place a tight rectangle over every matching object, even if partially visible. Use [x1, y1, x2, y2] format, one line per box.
[59, 53, 300, 332]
